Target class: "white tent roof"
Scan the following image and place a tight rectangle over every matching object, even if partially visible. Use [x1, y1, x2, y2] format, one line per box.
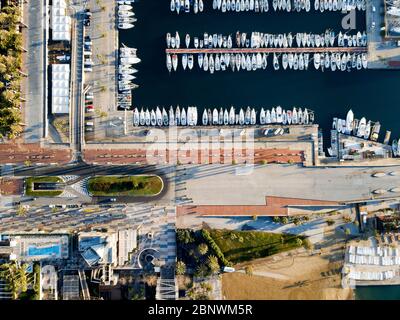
[51, 64, 70, 114]
[51, 0, 71, 41]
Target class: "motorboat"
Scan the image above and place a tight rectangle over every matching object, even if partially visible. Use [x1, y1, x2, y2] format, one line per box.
[357, 117, 366, 137]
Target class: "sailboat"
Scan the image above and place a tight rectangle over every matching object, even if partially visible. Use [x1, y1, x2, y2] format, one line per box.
[260, 108, 266, 125]
[156, 107, 163, 126]
[181, 107, 187, 126]
[224, 109, 229, 125]
[229, 106, 235, 125]
[345, 109, 354, 134]
[265, 109, 271, 124]
[140, 108, 145, 126]
[133, 108, 139, 126]
[239, 108, 245, 125]
[150, 109, 157, 126]
[162, 107, 169, 126]
[202, 109, 208, 126]
[213, 108, 219, 125]
[169, 106, 175, 126]
[175, 105, 181, 126]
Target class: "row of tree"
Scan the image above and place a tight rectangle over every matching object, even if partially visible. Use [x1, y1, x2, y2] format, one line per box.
[0, 5, 24, 139]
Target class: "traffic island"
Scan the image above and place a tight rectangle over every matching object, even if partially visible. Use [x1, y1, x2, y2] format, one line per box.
[25, 177, 64, 197]
[87, 175, 164, 197]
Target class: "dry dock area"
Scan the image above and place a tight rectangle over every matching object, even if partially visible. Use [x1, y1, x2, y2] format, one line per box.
[343, 236, 400, 286]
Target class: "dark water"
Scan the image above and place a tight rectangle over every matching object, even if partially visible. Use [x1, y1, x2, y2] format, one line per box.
[120, 1, 400, 141]
[356, 285, 400, 300]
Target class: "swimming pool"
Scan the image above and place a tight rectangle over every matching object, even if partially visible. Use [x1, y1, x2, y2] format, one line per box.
[27, 245, 61, 257]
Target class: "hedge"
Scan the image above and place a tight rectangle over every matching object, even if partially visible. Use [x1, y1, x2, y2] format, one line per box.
[200, 229, 232, 267]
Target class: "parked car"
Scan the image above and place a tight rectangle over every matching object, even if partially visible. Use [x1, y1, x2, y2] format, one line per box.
[86, 121, 94, 126]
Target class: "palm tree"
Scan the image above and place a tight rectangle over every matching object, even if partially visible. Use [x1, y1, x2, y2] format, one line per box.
[175, 261, 186, 275]
[197, 243, 208, 256]
[0, 262, 29, 299]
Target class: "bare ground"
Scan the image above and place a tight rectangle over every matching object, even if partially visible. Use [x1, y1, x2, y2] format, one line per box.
[222, 233, 354, 300]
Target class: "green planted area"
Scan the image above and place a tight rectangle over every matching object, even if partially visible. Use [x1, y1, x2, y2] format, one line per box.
[208, 229, 306, 264]
[87, 175, 163, 196]
[25, 176, 63, 197]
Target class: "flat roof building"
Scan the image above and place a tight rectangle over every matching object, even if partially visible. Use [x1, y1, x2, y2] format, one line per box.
[0, 234, 69, 262]
[78, 229, 137, 267]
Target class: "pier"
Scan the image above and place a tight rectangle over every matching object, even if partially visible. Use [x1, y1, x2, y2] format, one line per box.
[165, 47, 368, 54]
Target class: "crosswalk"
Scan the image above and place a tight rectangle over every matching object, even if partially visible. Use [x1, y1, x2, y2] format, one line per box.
[70, 178, 91, 197]
[0, 280, 12, 300]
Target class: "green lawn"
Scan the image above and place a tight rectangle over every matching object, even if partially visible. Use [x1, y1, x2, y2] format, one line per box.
[87, 175, 163, 197]
[25, 177, 63, 197]
[209, 229, 305, 264]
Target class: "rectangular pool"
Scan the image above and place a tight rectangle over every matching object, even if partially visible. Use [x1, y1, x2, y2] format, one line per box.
[27, 245, 61, 257]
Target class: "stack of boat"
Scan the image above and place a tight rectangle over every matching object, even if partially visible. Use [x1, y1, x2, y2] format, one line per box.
[133, 106, 198, 127]
[119, 44, 140, 93]
[332, 109, 381, 142]
[167, 51, 368, 73]
[213, 0, 269, 12]
[133, 105, 314, 127]
[166, 30, 368, 72]
[211, 0, 365, 12]
[117, 2, 136, 30]
[169, 31, 367, 50]
[170, 0, 204, 14]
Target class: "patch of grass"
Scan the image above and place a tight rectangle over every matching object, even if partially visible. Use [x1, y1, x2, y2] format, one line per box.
[87, 175, 163, 197]
[25, 177, 63, 197]
[209, 229, 305, 264]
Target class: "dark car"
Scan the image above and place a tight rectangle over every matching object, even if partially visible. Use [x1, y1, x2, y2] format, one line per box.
[84, 19, 90, 27]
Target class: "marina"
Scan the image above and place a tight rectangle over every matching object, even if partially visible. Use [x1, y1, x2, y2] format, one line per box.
[116, 0, 400, 146]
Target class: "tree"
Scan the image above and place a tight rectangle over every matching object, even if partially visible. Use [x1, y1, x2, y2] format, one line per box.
[195, 264, 209, 278]
[175, 261, 186, 276]
[176, 229, 194, 244]
[16, 205, 27, 216]
[197, 243, 208, 256]
[207, 255, 220, 275]
[296, 238, 303, 247]
[0, 262, 29, 299]
[281, 217, 289, 224]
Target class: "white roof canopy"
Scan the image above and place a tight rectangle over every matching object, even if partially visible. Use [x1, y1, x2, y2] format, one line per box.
[51, 0, 71, 41]
[51, 64, 70, 114]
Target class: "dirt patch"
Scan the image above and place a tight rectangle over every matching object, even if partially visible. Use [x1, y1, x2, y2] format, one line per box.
[222, 243, 353, 300]
[0, 178, 23, 195]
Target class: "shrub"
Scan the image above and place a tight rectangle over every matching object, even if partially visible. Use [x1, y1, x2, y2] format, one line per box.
[245, 265, 254, 276]
[326, 219, 335, 226]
